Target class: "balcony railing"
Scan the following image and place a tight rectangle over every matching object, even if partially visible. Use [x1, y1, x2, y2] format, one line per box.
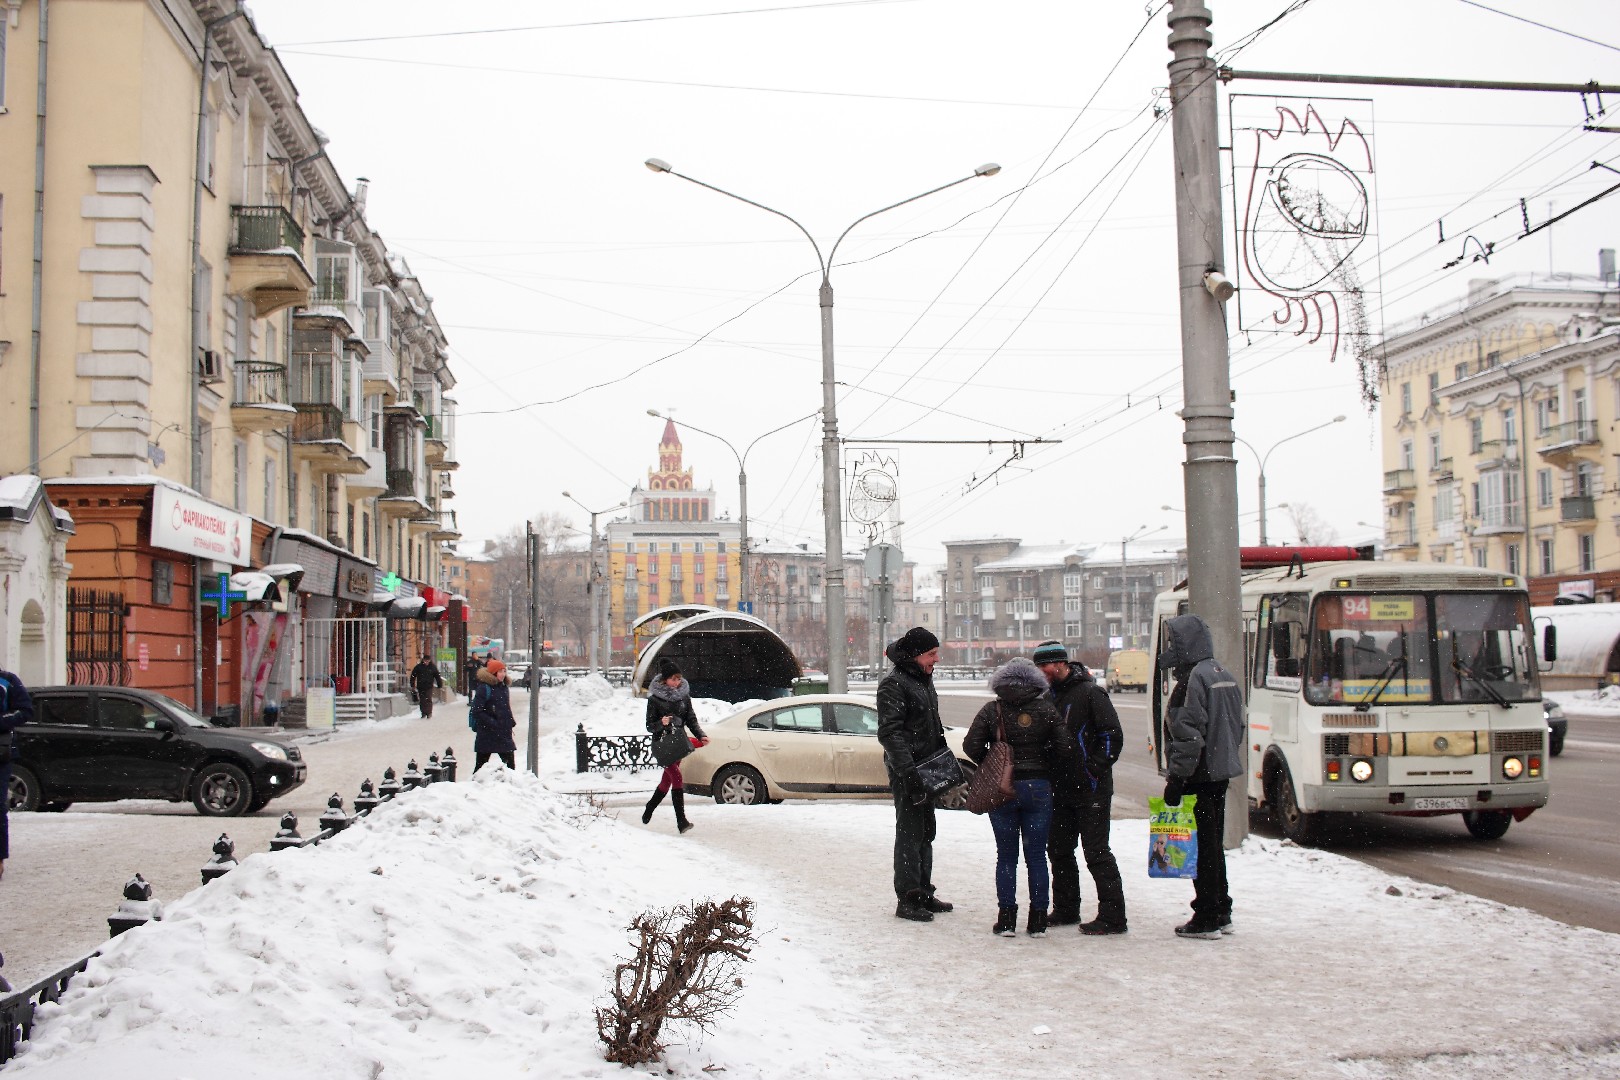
[231, 205, 303, 253]
[1476, 503, 1524, 532]
[232, 363, 286, 406]
[1430, 456, 1453, 478]
[386, 469, 418, 499]
[1561, 495, 1596, 521]
[1383, 468, 1416, 493]
[312, 278, 354, 305]
[292, 405, 343, 443]
[1475, 439, 1517, 463]
[1539, 420, 1600, 449]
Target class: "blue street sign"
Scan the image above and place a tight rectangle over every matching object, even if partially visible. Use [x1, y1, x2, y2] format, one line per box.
[737, 601, 754, 614]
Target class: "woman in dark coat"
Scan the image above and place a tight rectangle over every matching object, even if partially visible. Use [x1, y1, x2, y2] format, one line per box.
[964, 656, 1077, 939]
[642, 658, 707, 833]
[470, 658, 517, 772]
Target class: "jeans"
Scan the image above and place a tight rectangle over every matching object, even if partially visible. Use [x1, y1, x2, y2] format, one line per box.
[1189, 780, 1232, 922]
[988, 779, 1053, 911]
[1049, 794, 1127, 924]
[892, 789, 937, 901]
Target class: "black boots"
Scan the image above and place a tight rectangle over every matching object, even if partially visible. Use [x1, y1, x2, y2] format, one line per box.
[641, 789, 666, 825]
[672, 790, 694, 833]
[992, 906, 1018, 937]
[895, 890, 934, 922]
[921, 891, 953, 913]
[1079, 918, 1128, 936]
[1027, 909, 1049, 938]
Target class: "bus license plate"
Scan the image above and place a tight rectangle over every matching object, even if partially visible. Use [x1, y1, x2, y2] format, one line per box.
[1412, 796, 1469, 811]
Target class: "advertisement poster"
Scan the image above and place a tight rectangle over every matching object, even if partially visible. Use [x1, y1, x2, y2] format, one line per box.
[241, 611, 294, 723]
[306, 686, 336, 730]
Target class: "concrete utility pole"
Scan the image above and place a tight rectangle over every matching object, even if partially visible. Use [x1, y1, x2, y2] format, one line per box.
[526, 521, 540, 774]
[1168, 0, 1246, 846]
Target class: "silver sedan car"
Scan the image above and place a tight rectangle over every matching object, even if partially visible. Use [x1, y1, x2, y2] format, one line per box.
[680, 694, 974, 808]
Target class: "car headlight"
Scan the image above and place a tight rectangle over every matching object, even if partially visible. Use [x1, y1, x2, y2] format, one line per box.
[1349, 758, 1374, 783]
[1543, 701, 1564, 721]
[1502, 756, 1524, 779]
[251, 741, 289, 762]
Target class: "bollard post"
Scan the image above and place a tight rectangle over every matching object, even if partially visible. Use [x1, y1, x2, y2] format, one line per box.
[442, 746, 457, 783]
[378, 766, 403, 800]
[424, 752, 445, 784]
[401, 759, 424, 790]
[108, 874, 163, 937]
[575, 723, 590, 773]
[270, 811, 303, 851]
[353, 778, 380, 815]
[317, 793, 350, 834]
[200, 833, 237, 885]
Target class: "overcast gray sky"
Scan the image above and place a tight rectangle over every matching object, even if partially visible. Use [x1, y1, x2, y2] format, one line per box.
[251, 0, 1620, 564]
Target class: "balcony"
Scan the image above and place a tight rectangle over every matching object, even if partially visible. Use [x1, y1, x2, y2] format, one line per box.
[1474, 439, 1517, 470]
[226, 206, 314, 317]
[1382, 468, 1416, 494]
[378, 466, 431, 519]
[1537, 420, 1601, 463]
[1474, 503, 1524, 536]
[1385, 533, 1419, 552]
[229, 363, 294, 434]
[291, 405, 366, 474]
[1429, 456, 1453, 480]
[424, 413, 453, 468]
[347, 449, 388, 496]
[297, 278, 363, 339]
[1561, 495, 1596, 522]
[430, 509, 461, 541]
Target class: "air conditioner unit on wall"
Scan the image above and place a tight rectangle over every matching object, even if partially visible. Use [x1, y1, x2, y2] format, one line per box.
[197, 349, 224, 383]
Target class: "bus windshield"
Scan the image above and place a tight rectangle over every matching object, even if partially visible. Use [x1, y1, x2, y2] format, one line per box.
[1304, 592, 1537, 706]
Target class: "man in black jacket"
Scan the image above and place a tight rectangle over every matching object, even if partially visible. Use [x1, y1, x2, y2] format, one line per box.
[877, 626, 952, 923]
[410, 654, 444, 719]
[1035, 640, 1127, 934]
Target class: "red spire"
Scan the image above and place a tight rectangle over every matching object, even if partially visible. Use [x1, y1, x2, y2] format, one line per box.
[660, 419, 680, 448]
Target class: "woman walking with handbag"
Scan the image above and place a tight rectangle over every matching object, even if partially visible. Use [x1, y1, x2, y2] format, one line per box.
[964, 657, 1076, 938]
[471, 658, 518, 772]
[642, 659, 707, 833]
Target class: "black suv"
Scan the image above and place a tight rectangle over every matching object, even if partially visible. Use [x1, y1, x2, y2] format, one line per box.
[6, 687, 306, 817]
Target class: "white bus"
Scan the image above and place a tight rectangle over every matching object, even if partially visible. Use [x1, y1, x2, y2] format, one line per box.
[1151, 554, 1552, 843]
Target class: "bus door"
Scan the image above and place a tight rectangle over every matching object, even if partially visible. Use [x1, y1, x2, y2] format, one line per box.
[1253, 593, 1309, 744]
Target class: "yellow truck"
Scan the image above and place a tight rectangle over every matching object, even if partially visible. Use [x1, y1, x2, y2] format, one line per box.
[1106, 649, 1151, 693]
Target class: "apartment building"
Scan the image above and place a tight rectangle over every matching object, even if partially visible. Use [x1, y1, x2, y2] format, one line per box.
[1380, 271, 1620, 602]
[0, 1, 459, 715]
[941, 537, 1184, 665]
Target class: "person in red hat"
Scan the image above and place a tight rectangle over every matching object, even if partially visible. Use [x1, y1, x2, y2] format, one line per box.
[470, 658, 517, 772]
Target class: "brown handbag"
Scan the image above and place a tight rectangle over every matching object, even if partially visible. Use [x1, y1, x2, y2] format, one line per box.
[965, 707, 1017, 815]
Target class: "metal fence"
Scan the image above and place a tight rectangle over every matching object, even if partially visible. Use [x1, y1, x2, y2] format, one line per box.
[66, 588, 127, 686]
[302, 617, 388, 695]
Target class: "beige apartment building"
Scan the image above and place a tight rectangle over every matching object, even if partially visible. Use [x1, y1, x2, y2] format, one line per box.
[1380, 270, 1620, 603]
[0, 1, 460, 716]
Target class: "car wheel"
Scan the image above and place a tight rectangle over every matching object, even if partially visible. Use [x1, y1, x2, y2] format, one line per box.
[192, 763, 253, 817]
[1549, 729, 1565, 757]
[1274, 766, 1320, 846]
[935, 761, 976, 812]
[712, 764, 768, 806]
[7, 764, 41, 812]
[1463, 809, 1512, 841]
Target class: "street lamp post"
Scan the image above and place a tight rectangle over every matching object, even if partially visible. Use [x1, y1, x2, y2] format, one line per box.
[562, 491, 630, 676]
[1121, 524, 1166, 647]
[646, 408, 818, 617]
[1233, 416, 1346, 545]
[645, 158, 1001, 693]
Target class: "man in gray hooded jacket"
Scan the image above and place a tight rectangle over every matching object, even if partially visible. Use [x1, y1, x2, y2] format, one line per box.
[1159, 612, 1245, 939]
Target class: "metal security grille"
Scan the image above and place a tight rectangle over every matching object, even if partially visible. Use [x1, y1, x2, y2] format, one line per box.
[66, 588, 127, 686]
[302, 617, 388, 695]
[1323, 734, 1351, 756]
[1492, 729, 1544, 753]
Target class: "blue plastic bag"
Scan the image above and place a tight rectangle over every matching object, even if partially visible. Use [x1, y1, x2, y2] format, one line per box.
[1146, 794, 1199, 878]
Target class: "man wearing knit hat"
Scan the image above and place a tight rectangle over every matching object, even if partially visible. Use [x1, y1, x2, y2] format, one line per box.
[877, 625, 952, 922]
[1034, 640, 1127, 934]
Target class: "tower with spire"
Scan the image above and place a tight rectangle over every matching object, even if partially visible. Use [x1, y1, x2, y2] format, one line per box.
[639, 419, 712, 522]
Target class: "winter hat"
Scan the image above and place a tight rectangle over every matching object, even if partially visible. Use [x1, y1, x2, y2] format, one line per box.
[657, 657, 682, 680]
[1032, 640, 1070, 666]
[486, 658, 506, 677]
[889, 626, 941, 661]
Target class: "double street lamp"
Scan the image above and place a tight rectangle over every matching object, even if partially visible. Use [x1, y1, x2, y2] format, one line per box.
[645, 157, 1001, 692]
[1121, 524, 1166, 648]
[646, 408, 819, 618]
[1233, 416, 1346, 545]
[561, 491, 630, 675]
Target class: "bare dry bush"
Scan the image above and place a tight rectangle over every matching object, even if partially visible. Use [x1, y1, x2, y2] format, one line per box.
[596, 897, 756, 1065]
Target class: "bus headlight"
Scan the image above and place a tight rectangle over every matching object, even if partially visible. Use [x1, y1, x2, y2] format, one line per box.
[1349, 758, 1374, 783]
[1502, 756, 1524, 779]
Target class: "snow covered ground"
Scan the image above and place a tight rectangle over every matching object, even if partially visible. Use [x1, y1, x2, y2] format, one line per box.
[1546, 686, 1620, 718]
[6, 680, 1620, 1078]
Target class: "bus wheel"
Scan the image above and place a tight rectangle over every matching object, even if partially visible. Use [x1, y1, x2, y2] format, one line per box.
[1462, 809, 1512, 841]
[1274, 768, 1320, 846]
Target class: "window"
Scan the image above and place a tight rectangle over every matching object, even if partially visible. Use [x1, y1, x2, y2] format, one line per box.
[953, 602, 963, 615]
[1539, 539, 1554, 575]
[1093, 599, 1103, 613]
[670, 542, 680, 555]
[233, 438, 248, 511]
[100, 696, 170, 732]
[1042, 599, 1051, 613]
[1502, 407, 1516, 445]
[831, 703, 878, 736]
[1428, 433, 1441, 469]
[1428, 372, 1440, 405]
[970, 602, 979, 615]
[1005, 626, 1015, 639]
[1535, 398, 1556, 434]
[1474, 548, 1488, 568]
[754, 704, 824, 732]
[1455, 362, 1470, 381]
[718, 542, 726, 554]
[1401, 440, 1414, 471]
[1536, 469, 1553, 508]
[1092, 575, 1103, 588]
[1155, 572, 1166, 587]
[648, 542, 658, 555]
[1042, 624, 1051, 636]
[1576, 461, 1595, 497]
[1004, 600, 1013, 614]
[1580, 534, 1595, 573]
[1400, 382, 1412, 415]
[1065, 597, 1082, 613]
[1574, 387, 1589, 423]
[694, 542, 704, 554]
[1063, 572, 1082, 596]
[37, 697, 91, 727]
[1469, 417, 1484, 454]
[978, 574, 991, 589]
[1507, 543, 1520, 575]
[1064, 622, 1082, 637]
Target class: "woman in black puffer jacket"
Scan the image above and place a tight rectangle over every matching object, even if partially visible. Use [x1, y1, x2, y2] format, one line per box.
[642, 658, 707, 834]
[964, 657, 1076, 939]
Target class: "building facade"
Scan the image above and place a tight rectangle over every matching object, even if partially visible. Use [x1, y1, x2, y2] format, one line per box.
[941, 537, 1184, 666]
[0, 1, 459, 715]
[1380, 272, 1620, 602]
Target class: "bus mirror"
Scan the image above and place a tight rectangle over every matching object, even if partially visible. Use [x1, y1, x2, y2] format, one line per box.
[1542, 624, 1557, 663]
[1272, 624, 1293, 660]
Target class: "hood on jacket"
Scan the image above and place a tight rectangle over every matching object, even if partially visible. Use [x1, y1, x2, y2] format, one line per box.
[1160, 613, 1214, 673]
[990, 657, 1049, 702]
[648, 675, 691, 703]
[1054, 662, 1095, 689]
[475, 666, 509, 687]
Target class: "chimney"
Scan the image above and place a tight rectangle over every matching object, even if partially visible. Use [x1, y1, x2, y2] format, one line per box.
[354, 177, 370, 216]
